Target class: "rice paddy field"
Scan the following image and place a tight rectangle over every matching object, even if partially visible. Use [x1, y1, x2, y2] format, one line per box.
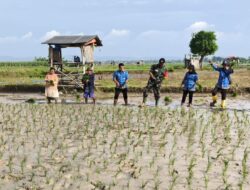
[0, 62, 250, 190]
[0, 103, 250, 190]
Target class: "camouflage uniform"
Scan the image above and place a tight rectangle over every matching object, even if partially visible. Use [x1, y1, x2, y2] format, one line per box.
[143, 64, 167, 105]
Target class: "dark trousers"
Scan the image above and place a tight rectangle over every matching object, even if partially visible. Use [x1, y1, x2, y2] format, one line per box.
[212, 86, 227, 100]
[114, 88, 128, 100]
[181, 90, 194, 104]
[143, 81, 161, 100]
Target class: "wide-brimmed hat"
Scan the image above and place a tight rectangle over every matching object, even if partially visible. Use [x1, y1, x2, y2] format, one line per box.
[86, 67, 93, 71]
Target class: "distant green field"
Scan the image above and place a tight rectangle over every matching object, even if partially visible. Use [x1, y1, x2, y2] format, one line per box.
[0, 62, 249, 93]
[0, 61, 187, 77]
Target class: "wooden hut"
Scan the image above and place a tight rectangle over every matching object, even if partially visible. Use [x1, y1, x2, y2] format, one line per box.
[42, 35, 102, 88]
[184, 54, 200, 69]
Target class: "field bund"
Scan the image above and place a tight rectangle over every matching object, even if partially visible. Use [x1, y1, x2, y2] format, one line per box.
[0, 63, 249, 94]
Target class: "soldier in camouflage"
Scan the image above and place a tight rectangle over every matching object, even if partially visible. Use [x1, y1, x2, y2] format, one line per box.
[141, 58, 168, 106]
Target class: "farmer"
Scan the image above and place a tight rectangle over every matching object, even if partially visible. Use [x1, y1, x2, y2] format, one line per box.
[82, 67, 96, 104]
[209, 60, 234, 108]
[45, 67, 59, 104]
[113, 63, 129, 106]
[141, 58, 168, 107]
[181, 64, 198, 107]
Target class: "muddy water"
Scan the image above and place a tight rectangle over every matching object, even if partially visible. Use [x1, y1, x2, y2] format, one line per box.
[0, 93, 250, 112]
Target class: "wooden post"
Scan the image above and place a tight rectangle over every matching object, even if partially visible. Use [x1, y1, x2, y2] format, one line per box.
[81, 46, 86, 74]
[49, 46, 53, 68]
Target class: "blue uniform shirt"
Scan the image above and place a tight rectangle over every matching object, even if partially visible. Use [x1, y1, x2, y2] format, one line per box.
[183, 72, 198, 91]
[212, 64, 233, 89]
[113, 70, 129, 88]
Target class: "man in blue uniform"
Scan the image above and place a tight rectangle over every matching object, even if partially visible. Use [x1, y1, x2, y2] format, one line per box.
[113, 63, 129, 106]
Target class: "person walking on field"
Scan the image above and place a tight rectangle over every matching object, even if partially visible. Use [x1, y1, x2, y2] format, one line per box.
[181, 64, 198, 107]
[209, 60, 234, 109]
[45, 67, 59, 104]
[113, 63, 129, 106]
[82, 68, 96, 104]
[141, 58, 168, 107]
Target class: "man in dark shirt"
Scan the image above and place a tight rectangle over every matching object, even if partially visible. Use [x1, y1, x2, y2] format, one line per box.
[82, 68, 96, 104]
[141, 58, 168, 106]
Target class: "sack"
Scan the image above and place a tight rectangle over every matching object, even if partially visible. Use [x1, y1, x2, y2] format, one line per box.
[163, 71, 168, 78]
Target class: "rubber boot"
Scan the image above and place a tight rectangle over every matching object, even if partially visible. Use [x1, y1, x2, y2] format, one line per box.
[210, 96, 217, 107]
[124, 99, 128, 106]
[114, 99, 118, 106]
[139, 97, 147, 107]
[47, 98, 51, 104]
[221, 100, 226, 109]
[155, 98, 160, 107]
[85, 98, 88, 104]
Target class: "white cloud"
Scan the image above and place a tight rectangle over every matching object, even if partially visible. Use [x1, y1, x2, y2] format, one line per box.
[109, 29, 130, 37]
[140, 30, 168, 37]
[42, 30, 61, 41]
[0, 32, 33, 43]
[0, 36, 18, 43]
[187, 21, 215, 32]
[22, 32, 33, 39]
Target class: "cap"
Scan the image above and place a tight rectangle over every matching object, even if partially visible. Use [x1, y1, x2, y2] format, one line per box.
[222, 60, 229, 66]
[159, 58, 166, 64]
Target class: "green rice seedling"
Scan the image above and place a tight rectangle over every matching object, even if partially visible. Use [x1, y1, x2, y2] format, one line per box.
[140, 180, 149, 189]
[203, 173, 209, 190]
[205, 154, 212, 174]
[20, 155, 27, 175]
[230, 146, 237, 160]
[153, 179, 161, 190]
[223, 125, 231, 143]
[149, 157, 156, 168]
[201, 141, 206, 158]
[237, 128, 245, 147]
[222, 159, 229, 186]
[187, 157, 196, 188]
[215, 147, 224, 160]
[72, 149, 80, 161]
[164, 96, 172, 105]
[169, 171, 179, 190]
[242, 148, 248, 181]
[7, 155, 14, 173]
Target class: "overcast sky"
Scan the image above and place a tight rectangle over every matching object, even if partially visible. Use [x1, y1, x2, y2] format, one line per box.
[0, 0, 249, 60]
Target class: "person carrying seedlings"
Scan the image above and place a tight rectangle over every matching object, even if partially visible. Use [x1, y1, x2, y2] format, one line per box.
[209, 60, 234, 108]
[141, 58, 168, 107]
[82, 68, 96, 104]
[113, 63, 129, 106]
[45, 67, 59, 104]
[181, 64, 198, 107]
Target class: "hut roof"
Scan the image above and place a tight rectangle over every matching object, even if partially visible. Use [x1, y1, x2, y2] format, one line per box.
[42, 35, 102, 47]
